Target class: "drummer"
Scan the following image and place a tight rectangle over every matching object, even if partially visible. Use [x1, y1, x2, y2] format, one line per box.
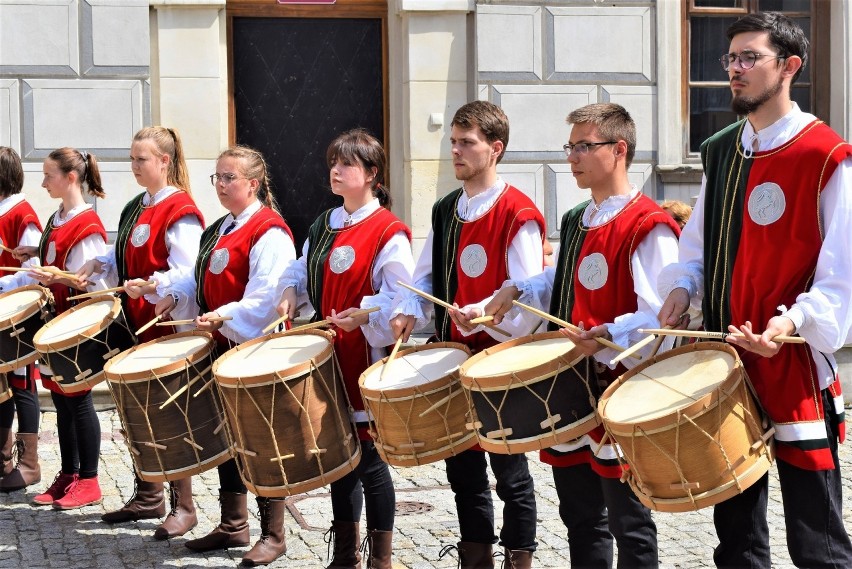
[156, 145, 296, 566]
[0, 147, 110, 508]
[484, 103, 680, 567]
[0, 146, 44, 493]
[77, 126, 204, 540]
[390, 100, 543, 568]
[276, 128, 415, 569]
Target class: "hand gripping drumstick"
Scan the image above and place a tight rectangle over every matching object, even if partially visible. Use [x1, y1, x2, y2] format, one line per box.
[396, 281, 512, 337]
[0, 265, 78, 278]
[156, 316, 233, 326]
[67, 280, 156, 302]
[286, 306, 381, 334]
[511, 300, 636, 358]
[637, 328, 806, 344]
[380, 336, 405, 381]
[261, 302, 309, 334]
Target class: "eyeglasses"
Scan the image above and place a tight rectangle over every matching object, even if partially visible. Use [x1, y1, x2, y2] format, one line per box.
[563, 141, 617, 158]
[210, 173, 245, 186]
[720, 51, 785, 71]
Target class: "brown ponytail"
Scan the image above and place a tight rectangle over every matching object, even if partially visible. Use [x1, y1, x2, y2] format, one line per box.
[47, 147, 105, 198]
[133, 126, 192, 195]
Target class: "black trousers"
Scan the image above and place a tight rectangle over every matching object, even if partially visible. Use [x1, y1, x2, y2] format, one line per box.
[553, 462, 658, 568]
[330, 439, 395, 531]
[444, 449, 537, 551]
[0, 371, 40, 433]
[51, 390, 100, 479]
[217, 458, 247, 494]
[714, 391, 852, 568]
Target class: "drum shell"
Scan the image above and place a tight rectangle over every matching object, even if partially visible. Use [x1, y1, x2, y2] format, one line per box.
[34, 295, 136, 393]
[359, 342, 476, 467]
[598, 342, 774, 513]
[0, 286, 50, 373]
[0, 373, 11, 404]
[105, 331, 231, 482]
[214, 330, 361, 497]
[460, 332, 600, 454]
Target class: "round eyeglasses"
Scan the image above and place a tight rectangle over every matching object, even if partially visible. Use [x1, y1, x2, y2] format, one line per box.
[563, 141, 617, 158]
[210, 173, 246, 186]
[720, 51, 785, 72]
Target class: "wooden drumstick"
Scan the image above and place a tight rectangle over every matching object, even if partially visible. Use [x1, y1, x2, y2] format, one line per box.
[135, 314, 162, 336]
[67, 280, 155, 301]
[637, 328, 806, 344]
[262, 313, 290, 334]
[511, 300, 635, 357]
[396, 281, 511, 337]
[469, 315, 494, 325]
[156, 316, 233, 326]
[609, 333, 657, 365]
[380, 337, 404, 381]
[287, 306, 381, 334]
[0, 244, 14, 254]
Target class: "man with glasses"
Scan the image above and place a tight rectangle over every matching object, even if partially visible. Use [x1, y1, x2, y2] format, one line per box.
[658, 12, 852, 567]
[484, 102, 680, 567]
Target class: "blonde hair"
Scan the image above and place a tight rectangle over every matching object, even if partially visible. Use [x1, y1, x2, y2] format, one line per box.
[133, 126, 191, 194]
[661, 200, 692, 229]
[218, 145, 280, 213]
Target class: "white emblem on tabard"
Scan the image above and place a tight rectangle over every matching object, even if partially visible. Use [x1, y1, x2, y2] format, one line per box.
[209, 249, 230, 275]
[578, 252, 608, 290]
[45, 241, 57, 265]
[748, 182, 786, 226]
[131, 224, 151, 247]
[329, 245, 356, 274]
[460, 244, 487, 278]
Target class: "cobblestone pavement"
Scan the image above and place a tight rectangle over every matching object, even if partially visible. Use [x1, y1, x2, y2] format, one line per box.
[1, 406, 851, 568]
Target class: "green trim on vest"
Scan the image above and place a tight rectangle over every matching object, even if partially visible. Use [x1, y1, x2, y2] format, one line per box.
[699, 120, 751, 333]
[115, 192, 146, 283]
[306, 210, 337, 321]
[194, 216, 228, 314]
[548, 200, 590, 330]
[430, 188, 464, 342]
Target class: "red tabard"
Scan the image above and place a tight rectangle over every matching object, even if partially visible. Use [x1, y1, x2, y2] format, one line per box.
[40, 209, 107, 395]
[0, 200, 41, 275]
[730, 121, 852, 470]
[318, 208, 410, 421]
[202, 208, 292, 350]
[122, 192, 202, 344]
[541, 194, 680, 477]
[450, 187, 544, 353]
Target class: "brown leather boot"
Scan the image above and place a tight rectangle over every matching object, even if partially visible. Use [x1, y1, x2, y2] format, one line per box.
[364, 530, 392, 569]
[324, 520, 362, 569]
[184, 490, 250, 552]
[458, 541, 495, 569]
[503, 548, 533, 569]
[241, 497, 287, 566]
[0, 428, 13, 477]
[0, 433, 41, 491]
[153, 477, 197, 540]
[101, 476, 165, 523]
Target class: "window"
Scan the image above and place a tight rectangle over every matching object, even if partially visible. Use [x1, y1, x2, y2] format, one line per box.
[684, 0, 828, 154]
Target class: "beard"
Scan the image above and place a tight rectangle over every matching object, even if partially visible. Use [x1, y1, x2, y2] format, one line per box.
[731, 75, 784, 115]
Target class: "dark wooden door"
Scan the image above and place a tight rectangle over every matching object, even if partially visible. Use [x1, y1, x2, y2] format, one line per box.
[231, 16, 384, 247]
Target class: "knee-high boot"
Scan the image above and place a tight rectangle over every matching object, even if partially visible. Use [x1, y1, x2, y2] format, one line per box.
[325, 520, 362, 569]
[154, 477, 197, 539]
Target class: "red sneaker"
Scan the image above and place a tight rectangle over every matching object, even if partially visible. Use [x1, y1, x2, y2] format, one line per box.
[32, 472, 77, 506]
[53, 476, 102, 510]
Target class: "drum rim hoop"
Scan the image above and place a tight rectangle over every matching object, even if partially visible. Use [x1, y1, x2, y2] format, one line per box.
[104, 330, 213, 382]
[0, 285, 48, 329]
[358, 341, 472, 397]
[34, 294, 123, 351]
[213, 328, 335, 386]
[459, 331, 585, 390]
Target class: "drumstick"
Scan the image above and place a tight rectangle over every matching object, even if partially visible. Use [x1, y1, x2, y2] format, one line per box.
[396, 281, 511, 337]
[156, 316, 233, 326]
[287, 306, 381, 333]
[262, 313, 290, 334]
[0, 244, 14, 254]
[609, 333, 657, 365]
[511, 300, 633, 356]
[379, 337, 404, 381]
[135, 315, 162, 336]
[67, 280, 156, 301]
[469, 315, 494, 325]
[637, 328, 807, 344]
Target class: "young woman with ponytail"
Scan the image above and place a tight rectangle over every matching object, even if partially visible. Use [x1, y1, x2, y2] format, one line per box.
[155, 145, 296, 566]
[277, 129, 416, 569]
[77, 126, 204, 539]
[0, 147, 110, 507]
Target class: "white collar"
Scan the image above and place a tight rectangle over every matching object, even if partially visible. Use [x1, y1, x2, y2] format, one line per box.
[221, 200, 262, 234]
[53, 203, 93, 227]
[583, 185, 640, 227]
[456, 178, 506, 221]
[741, 103, 816, 154]
[332, 198, 381, 229]
[0, 194, 25, 216]
[142, 186, 180, 206]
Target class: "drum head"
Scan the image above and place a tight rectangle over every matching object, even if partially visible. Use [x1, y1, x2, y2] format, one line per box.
[215, 332, 330, 380]
[0, 287, 43, 323]
[604, 347, 737, 423]
[35, 297, 116, 345]
[464, 336, 577, 378]
[107, 334, 211, 375]
[362, 346, 469, 390]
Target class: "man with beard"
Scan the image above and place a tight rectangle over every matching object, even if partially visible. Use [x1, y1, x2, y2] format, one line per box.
[658, 12, 852, 567]
[391, 100, 543, 568]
